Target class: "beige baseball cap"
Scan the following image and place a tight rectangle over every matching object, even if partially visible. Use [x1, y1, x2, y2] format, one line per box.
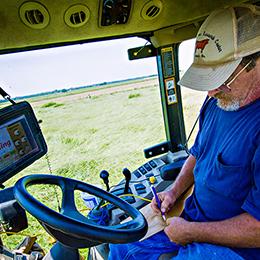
[179, 4, 260, 91]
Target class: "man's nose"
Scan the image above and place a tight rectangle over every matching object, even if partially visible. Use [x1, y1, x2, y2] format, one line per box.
[208, 84, 231, 96]
[208, 88, 221, 97]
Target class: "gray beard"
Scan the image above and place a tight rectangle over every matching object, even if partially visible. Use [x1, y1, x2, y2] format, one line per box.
[216, 99, 240, 111]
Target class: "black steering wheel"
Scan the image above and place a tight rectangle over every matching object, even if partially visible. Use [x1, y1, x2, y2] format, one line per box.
[14, 174, 148, 248]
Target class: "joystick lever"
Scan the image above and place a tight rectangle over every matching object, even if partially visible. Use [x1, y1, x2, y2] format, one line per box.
[123, 168, 131, 194]
[95, 170, 110, 210]
[100, 170, 110, 191]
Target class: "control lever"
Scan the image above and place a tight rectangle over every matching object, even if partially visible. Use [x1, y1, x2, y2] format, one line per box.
[100, 170, 110, 191]
[95, 170, 110, 210]
[122, 168, 131, 194]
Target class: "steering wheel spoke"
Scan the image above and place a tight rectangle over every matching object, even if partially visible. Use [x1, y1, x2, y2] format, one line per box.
[60, 184, 77, 213]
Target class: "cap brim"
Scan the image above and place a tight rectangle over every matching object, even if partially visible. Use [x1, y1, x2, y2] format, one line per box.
[178, 58, 242, 91]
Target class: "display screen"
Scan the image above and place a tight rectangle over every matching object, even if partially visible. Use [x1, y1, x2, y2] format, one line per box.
[0, 115, 39, 173]
[0, 102, 47, 184]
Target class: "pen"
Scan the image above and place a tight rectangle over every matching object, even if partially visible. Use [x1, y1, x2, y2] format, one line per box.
[150, 185, 166, 221]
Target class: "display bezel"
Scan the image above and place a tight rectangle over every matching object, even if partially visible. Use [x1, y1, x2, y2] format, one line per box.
[0, 101, 47, 184]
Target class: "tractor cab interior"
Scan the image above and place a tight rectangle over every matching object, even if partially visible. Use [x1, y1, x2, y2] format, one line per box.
[0, 0, 259, 259]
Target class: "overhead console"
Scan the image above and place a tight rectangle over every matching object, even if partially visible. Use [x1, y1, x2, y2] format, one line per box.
[101, 0, 132, 26]
[0, 102, 47, 186]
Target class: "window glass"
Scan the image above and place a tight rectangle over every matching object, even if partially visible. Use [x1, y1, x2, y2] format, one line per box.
[179, 39, 206, 147]
[0, 37, 165, 187]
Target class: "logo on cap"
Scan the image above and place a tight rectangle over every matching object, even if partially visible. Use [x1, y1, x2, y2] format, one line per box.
[195, 39, 209, 57]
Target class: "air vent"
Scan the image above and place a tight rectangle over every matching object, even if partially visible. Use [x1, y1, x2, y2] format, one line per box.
[146, 6, 160, 18]
[20, 2, 50, 29]
[70, 11, 86, 25]
[25, 9, 44, 25]
[64, 5, 90, 28]
[141, 0, 163, 20]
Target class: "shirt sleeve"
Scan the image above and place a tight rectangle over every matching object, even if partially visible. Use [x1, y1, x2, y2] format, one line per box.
[242, 139, 260, 220]
[189, 131, 201, 159]
[189, 97, 212, 159]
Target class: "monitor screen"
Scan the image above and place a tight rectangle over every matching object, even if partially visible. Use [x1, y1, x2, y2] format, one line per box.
[0, 102, 47, 184]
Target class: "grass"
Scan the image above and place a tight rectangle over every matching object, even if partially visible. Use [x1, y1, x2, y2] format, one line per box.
[128, 93, 141, 99]
[1, 78, 205, 258]
[41, 102, 64, 108]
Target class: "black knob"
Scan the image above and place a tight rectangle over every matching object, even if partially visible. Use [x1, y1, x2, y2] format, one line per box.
[122, 168, 131, 194]
[100, 170, 109, 180]
[122, 168, 131, 181]
[100, 170, 110, 191]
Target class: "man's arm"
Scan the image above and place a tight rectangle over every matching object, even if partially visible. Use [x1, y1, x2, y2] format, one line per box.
[169, 154, 195, 199]
[151, 154, 196, 214]
[165, 213, 260, 247]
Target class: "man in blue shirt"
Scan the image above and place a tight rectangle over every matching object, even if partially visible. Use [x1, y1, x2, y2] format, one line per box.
[109, 4, 260, 259]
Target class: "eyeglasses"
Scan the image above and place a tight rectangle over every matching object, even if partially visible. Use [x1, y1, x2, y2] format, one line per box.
[217, 60, 252, 93]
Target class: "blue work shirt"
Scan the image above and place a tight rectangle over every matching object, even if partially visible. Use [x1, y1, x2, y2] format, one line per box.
[185, 98, 260, 259]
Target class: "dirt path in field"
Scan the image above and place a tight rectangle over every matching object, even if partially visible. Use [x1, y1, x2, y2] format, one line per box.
[32, 78, 158, 106]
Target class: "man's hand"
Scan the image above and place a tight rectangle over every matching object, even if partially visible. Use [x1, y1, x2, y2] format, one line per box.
[151, 155, 195, 216]
[164, 216, 193, 245]
[151, 189, 176, 215]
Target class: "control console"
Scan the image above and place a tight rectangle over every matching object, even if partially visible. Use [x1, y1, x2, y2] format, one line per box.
[108, 150, 187, 224]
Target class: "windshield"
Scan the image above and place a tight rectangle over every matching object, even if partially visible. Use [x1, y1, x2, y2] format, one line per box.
[0, 37, 165, 188]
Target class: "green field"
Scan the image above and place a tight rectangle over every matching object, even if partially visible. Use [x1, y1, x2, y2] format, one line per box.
[1, 78, 205, 257]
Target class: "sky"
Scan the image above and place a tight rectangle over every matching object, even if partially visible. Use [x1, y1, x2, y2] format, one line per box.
[0, 37, 194, 98]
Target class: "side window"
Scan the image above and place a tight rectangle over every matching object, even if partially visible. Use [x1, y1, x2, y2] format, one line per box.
[179, 39, 206, 147]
